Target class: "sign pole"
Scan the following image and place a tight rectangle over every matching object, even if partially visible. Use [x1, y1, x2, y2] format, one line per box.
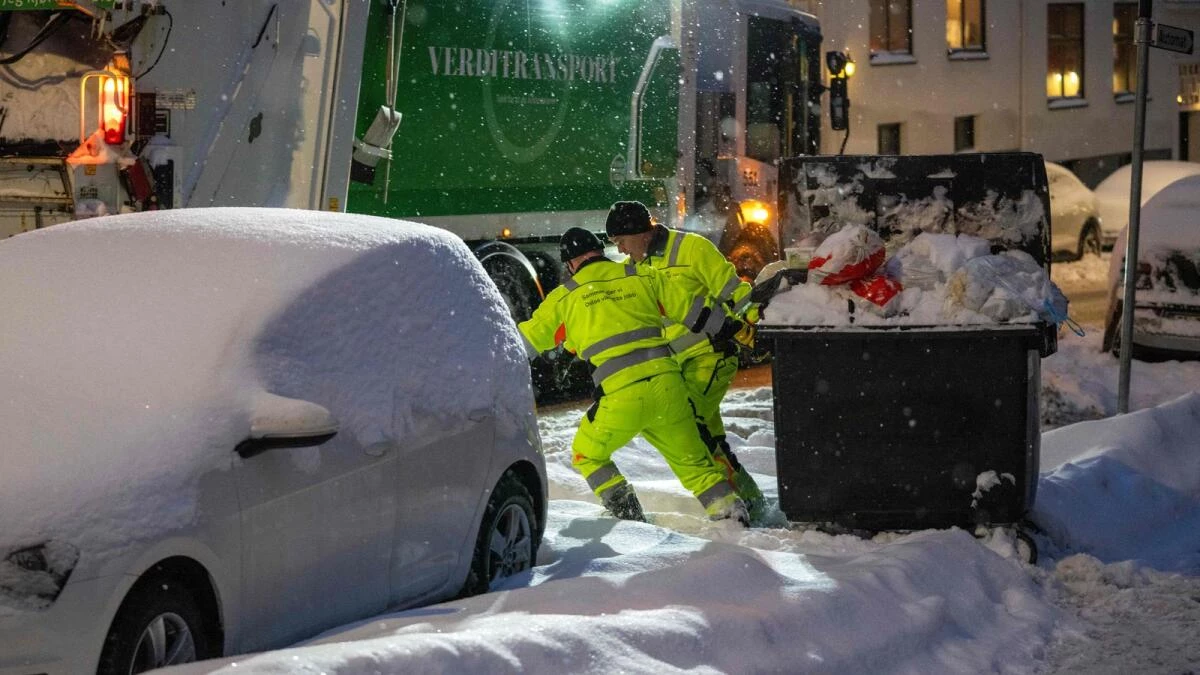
[1118, 0, 1155, 414]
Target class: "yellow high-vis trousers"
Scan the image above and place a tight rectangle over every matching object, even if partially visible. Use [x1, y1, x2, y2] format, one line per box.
[571, 370, 738, 517]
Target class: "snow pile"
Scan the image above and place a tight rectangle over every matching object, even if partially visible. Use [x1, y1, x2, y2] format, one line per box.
[764, 230, 1068, 328]
[1035, 392, 1200, 573]
[0, 208, 529, 599]
[179, 508, 1058, 675]
[171, 354, 1200, 673]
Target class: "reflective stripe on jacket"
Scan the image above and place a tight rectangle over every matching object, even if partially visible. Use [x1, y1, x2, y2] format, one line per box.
[518, 257, 715, 393]
[639, 226, 753, 361]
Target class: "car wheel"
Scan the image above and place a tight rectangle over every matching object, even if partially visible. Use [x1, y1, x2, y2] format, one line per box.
[462, 471, 538, 597]
[97, 571, 216, 674]
[1075, 221, 1102, 260]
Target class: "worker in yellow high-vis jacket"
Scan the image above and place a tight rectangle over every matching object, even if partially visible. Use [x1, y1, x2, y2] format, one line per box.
[519, 227, 749, 525]
[605, 201, 767, 522]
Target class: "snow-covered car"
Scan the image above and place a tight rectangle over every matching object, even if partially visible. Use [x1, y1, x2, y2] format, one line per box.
[1102, 175, 1200, 358]
[0, 208, 546, 674]
[1045, 161, 1103, 260]
[1094, 160, 1200, 248]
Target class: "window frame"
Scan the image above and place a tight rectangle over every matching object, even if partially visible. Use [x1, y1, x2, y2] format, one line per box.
[946, 0, 987, 55]
[1047, 3, 1086, 103]
[1112, 2, 1137, 101]
[954, 115, 976, 152]
[878, 123, 903, 155]
[870, 0, 914, 61]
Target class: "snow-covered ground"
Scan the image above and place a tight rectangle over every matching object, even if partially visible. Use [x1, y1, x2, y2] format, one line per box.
[171, 314, 1200, 673]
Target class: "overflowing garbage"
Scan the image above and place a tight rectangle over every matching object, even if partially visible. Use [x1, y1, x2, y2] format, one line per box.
[764, 224, 1072, 329]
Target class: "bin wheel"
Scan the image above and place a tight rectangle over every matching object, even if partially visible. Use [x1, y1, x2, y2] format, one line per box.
[1015, 529, 1038, 565]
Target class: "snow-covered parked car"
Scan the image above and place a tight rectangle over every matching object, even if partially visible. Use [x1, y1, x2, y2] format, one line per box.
[1045, 161, 1103, 261]
[1094, 160, 1200, 248]
[1102, 175, 1200, 358]
[0, 208, 546, 674]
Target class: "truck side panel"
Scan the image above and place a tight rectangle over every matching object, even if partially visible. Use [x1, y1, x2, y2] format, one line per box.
[346, 0, 676, 236]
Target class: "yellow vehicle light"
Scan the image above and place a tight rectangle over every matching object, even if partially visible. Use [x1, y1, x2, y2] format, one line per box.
[740, 199, 771, 225]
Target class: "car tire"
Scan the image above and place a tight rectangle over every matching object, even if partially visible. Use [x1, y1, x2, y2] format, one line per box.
[1075, 221, 1102, 260]
[1102, 302, 1122, 355]
[461, 471, 538, 597]
[97, 570, 216, 674]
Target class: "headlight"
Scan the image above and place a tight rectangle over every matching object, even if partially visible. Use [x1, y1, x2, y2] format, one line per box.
[0, 541, 80, 609]
[739, 199, 772, 225]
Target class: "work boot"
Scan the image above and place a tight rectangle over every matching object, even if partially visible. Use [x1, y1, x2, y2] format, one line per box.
[601, 482, 646, 522]
[728, 498, 750, 527]
[734, 468, 767, 522]
[711, 497, 750, 527]
[703, 492, 750, 526]
[713, 440, 766, 523]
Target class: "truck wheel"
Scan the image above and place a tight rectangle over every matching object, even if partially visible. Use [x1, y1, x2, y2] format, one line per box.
[97, 571, 217, 674]
[461, 471, 538, 597]
[1075, 221, 1101, 260]
[729, 234, 779, 281]
[484, 257, 539, 323]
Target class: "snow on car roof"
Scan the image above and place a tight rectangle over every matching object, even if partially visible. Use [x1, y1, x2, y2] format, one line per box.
[1094, 160, 1200, 199]
[1137, 174, 1200, 251]
[0, 208, 529, 577]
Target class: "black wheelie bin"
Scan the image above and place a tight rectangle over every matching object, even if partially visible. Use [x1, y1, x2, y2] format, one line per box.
[760, 153, 1057, 540]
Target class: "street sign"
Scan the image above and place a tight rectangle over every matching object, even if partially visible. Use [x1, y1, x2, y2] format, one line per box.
[1152, 23, 1195, 54]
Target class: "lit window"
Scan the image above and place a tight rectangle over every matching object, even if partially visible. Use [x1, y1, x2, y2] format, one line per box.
[870, 0, 912, 55]
[1113, 3, 1137, 96]
[1047, 4, 1085, 99]
[947, 0, 986, 52]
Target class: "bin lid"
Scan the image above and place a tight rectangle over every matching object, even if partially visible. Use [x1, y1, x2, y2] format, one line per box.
[778, 153, 1051, 269]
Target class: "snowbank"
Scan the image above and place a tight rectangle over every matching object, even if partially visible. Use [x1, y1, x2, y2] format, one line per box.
[1035, 393, 1200, 573]
[163, 355, 1200, 673]
[176, 506, 1057, 675]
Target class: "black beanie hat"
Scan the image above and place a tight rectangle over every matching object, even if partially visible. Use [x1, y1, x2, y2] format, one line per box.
[559, 227, 605, 262]
[605, 201, 652, 237]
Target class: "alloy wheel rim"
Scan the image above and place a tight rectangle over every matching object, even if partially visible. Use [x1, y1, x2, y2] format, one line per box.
[128, 611, 196, 674]
[489, 502, 533, 586]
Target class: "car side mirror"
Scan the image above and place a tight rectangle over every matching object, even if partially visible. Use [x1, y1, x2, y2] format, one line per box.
[235, 392, 340, 459]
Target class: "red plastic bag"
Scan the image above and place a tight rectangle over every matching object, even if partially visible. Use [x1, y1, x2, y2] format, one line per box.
[849, 274, 903, 308]
[807, 225, 886, 285]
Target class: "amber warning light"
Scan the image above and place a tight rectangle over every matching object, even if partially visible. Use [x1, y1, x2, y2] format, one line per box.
[80, 54, 132, 147]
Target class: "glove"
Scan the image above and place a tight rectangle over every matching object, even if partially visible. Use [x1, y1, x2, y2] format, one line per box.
[713, 317, 756, 351]
[733, 321, 756, 350]
[712, 316, 742, 345]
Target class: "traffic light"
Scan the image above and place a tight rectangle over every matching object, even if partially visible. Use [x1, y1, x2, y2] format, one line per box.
[826, 51, 854, 132]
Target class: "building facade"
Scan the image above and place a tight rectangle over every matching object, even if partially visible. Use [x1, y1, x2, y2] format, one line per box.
[794, 0, 1200, 185]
